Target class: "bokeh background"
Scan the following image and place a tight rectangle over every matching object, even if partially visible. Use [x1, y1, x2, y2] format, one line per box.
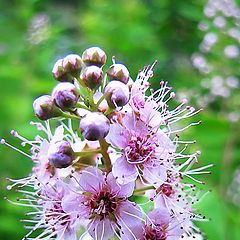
[0, 0, 240, 239]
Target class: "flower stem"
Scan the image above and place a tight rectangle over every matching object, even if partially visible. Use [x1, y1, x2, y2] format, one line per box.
[74, 149, 102, 157]
[96, 93, 107, 107]
[99, 137, 112, 172]
[76, 102, 91, 111]
[133, 186, 155, 194]
[62, 112, 80, 120]
[104, 107, 114, 116]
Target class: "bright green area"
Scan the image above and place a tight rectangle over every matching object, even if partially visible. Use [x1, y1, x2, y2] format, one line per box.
[0, 0, 239, 239]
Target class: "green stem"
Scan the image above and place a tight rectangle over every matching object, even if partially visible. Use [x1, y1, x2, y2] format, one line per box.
[62, 112, 80, 120]
[74, 149, 102, 157]
[96, 93, 108, 107]
[76, 102, 91, 111]
[104, 107, 114, 116]
[133, 186, 155, 194]
[99, 137, 112, 172]
[88, 89, 97, 111]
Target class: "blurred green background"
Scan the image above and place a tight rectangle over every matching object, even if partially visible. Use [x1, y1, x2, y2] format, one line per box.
[0, 0, 240, 239]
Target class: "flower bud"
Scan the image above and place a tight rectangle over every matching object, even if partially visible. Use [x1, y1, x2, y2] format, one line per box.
[52, 82, 79, 110]
[106, 63, 130, 84]
[80, 66, 103, 89]
[82, 47, 107, 67]
[104, 80, 129, 108]
[52, 54, 83, 82]
[33, 95, 60, 120]
[52, 59, 65, 81]
[48, 141, 74, 168]
[62, 54, 83, 76]
[80, 112, 110, 141]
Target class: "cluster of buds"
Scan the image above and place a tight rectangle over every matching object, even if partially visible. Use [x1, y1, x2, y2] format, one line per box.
[2, 46, 211, 240]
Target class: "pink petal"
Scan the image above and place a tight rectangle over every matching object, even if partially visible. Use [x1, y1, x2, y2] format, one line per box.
[106, 123, 128, 149]
[79, 167, 105, 193]
[60, 229, 77, 240]
[116, 201, 143, 240]
[106, 172, 135, 198]
[142, 165, 167, 185]
[62, 192, 90, 218]
[88, 218, 114, 240]
[147, 208, 170, 226]
[112, 156, 138, 184]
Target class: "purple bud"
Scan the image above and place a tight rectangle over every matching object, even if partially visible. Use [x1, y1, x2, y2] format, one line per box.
[52, 54, 83, 82]
[62, 54, 83, 74]
[104, 80, 129, 108]
[52, 82, 79, 110]
[48, 141, 74, 168]
[106, 63, 130, 84]
[80, 66, 103, 89]
[82, 47, 107, 67]
[33, 95, 60, 120]
[80, 112, 110, 141]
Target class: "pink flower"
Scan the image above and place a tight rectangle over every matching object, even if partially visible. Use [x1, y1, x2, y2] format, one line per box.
[8, 181, 78, 240]
[141, 208, 184, 240]
[107, 113, 175, 185]
[62, 167, 143, 240]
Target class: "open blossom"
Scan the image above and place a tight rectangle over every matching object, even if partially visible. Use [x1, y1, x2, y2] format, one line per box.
[140, 208, 184, 240]
[62, 167, 143, 240]
[107, 113, 175, 185]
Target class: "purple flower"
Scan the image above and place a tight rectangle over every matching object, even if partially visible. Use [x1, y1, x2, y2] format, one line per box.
[141, 208, 184, 240]
[62, 167, 143, 240]
[106, 113, 175, 185]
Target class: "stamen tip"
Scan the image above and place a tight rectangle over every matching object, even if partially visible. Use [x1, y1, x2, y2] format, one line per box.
[0, 139, 6, 144]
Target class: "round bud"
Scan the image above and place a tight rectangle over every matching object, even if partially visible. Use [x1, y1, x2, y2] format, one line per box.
[52, 59, 65, 81]
[33, 95, 60, 120]
[52, 82, 79, 110]
[104, 80, 130, 108]
[82, 47, 107, 67]
[48, 141, 74, 168]
[62, 54, 83, 76]
[52, 54, 83, 82]
[106, 63, 130, 84]
[80, 112, 110, 141]
[80, 66, 103, 89]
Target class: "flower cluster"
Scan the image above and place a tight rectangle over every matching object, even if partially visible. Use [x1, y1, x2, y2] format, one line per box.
[1, 47, 211, 240]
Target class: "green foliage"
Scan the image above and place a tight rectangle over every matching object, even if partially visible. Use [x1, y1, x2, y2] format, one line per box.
[0, 0, 240, 239]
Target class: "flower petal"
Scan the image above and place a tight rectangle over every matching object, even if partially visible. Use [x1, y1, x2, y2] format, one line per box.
[79, 167, 105, 193]
[106, 123, 128, 149]
[107, 172, 135, 198]
[88, 218, 114, 240]
[116, 201, 143, 240]
[62, 192, 90, 219]
[112, 156, 138, 184]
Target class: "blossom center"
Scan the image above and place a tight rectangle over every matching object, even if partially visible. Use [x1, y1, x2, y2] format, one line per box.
[157, 183, 175, 197]
[125, 134, 155, 164]
[90, 189, 118, 219]
[45, 201, 70, 228]
[144, 224, 168, 240]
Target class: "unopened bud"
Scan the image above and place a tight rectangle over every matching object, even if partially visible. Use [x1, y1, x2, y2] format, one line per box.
[80, 112, 110, 141]
[106, 63, 130, 84]
[104, 80, 129, 108]
[52, 54, 83, 81]
[48, 141, 74, 168]
[82, 47, 107, 67]
[52, 82, 79, 110]
[80, 66, 103, 89]
[33, 95, 60, 120]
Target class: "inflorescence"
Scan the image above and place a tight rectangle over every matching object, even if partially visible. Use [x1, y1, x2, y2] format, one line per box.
[1, 46, 212, 240]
